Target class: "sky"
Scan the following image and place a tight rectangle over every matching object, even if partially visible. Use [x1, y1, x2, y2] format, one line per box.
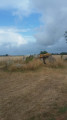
[0, 0, 67, 55]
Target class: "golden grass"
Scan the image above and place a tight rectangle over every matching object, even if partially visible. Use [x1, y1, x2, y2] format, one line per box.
[0, 55, 67, 120]
[0, 65, 67, 120]
[46, 58, 66, 68]
[0, 55, 67, 72]
[6, 59, 43, 71]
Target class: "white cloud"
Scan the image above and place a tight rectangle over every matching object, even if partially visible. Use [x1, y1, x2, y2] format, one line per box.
[0, 27, 31, 33]
[0, 0, 28, 9]
[0, 27, 34, 47]
[0, 0, 67, 53]
[0, 0, 32, 17]
[31, 0, 67, 46]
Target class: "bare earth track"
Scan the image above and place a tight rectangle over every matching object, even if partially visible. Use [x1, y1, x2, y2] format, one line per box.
[0, 66, 67, 120]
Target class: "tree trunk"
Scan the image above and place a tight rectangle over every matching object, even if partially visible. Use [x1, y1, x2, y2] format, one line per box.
[43, 57, 46, 64]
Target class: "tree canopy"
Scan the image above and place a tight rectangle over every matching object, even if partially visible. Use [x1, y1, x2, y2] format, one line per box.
[40, 51, 48, 54]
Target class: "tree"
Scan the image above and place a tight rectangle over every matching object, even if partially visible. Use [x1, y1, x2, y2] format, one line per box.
[40, 51, 48, 54]
[60, 52, 67, 55]
[5, 54, 8, 56]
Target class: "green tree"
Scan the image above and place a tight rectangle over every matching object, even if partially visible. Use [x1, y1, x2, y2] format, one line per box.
[40, 51, 48, 54]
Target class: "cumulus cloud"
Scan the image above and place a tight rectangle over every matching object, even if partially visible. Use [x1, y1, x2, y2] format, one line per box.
[31, 0, 67, 46]
[0, 27, 35, 48]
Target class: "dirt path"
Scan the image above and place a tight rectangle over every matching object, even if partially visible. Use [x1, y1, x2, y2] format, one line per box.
[0, 67, 67, 120]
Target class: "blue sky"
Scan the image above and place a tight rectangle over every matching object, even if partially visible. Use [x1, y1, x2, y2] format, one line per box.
[0, 10, 41, 27]
[0, 0, 67, 55]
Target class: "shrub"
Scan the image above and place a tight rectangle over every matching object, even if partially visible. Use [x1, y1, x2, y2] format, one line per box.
[25, 55, 34, 63]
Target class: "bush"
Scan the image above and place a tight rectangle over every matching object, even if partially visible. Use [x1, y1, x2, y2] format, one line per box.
[25, 55, 34, 63]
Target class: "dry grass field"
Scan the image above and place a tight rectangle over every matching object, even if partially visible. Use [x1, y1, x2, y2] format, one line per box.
[0, 55, 67, 120]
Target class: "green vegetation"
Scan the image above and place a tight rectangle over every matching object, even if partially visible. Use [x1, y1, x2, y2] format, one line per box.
[40, 51, 48, 54]
[58, 106, 67, 114]
[60, 52, 67, 55]
[25, 55, 34, 63]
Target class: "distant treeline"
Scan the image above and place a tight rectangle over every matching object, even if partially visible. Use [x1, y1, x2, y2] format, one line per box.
[40, 51, 67, 55]
[52, 52, 67, 55]
[0, 54, 9, 57]
[0, 52, 67, 57]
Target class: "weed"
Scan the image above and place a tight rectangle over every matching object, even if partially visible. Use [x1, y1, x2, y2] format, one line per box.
[58, 106, 67, 114]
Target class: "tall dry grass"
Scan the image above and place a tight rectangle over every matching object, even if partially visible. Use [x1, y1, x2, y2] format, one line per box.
[0, 56, 67, 72]
[46, 59, 66, 68]
[5, 59, 43, 71]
